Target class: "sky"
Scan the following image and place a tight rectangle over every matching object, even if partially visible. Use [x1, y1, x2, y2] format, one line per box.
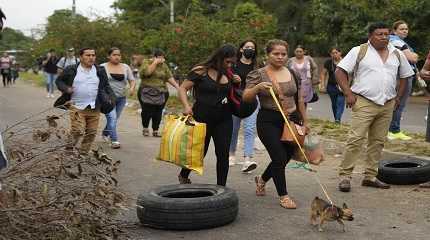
[0, 0, 116, 36]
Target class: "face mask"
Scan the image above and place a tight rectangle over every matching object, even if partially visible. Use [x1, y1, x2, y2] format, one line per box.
[243, 49, 255, 59]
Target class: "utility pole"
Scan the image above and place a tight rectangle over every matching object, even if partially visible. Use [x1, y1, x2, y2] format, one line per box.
[72, 0, 76, 17]
[159, 0, 174, 23]
[170, 0, 174, 23]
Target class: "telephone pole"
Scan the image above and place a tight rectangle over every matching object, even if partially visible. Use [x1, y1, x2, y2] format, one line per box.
[170, 0, 174, 23]
[72, 0, 76, 17]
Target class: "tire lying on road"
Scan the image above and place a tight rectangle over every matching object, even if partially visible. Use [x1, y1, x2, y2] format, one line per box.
[377, 158, 430, 185]
[137, 184, 239, 230]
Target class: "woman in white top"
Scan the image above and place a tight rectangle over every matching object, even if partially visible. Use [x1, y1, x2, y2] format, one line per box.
[101, 47, 136, 149]
[287, 45, 319, 106]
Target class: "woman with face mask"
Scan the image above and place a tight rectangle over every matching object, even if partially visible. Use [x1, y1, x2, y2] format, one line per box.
[287, 45, 319, 107]
[100, 47, 136, 149]
[177, 44, 237, 186]
[228, 40, 259, 173]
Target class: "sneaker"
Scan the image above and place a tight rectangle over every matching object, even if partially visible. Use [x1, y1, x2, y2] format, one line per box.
[50, 94, 55, 98]
[387, 132, 396, 140]
[142, 128, 149, 136]
[111, 141, 121, 149]
[241, 160, 257, 173]
[46, 93, 50, 98]
[388, 131, 412, 141]
[228, 155, 236, 166]
[153, 130, 162, 137]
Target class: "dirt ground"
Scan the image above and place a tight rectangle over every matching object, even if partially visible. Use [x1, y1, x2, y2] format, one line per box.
[1, 81, 429, 240]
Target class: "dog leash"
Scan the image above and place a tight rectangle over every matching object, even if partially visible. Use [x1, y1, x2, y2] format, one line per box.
[269, 87, 334, 206]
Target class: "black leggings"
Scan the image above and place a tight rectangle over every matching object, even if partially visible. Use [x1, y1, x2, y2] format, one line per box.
[1, 70, 11, 87]
[138, 92, 169, 131]
[179, 104, 232, 186]
[257, 109, 295, 196]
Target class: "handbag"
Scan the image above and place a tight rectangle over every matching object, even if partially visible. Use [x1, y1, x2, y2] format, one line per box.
[266, 67, 306, 146]
[98, 88, 116, 114]
[226, 68, 258, 118]
[140, 86, 165, 105]
[157, 115, 207, 174]
[228, 82, 258, 118]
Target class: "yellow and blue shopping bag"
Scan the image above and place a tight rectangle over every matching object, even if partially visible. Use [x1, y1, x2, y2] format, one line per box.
[157, 115, 206, 175]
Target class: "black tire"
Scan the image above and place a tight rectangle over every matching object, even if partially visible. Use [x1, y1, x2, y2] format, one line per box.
[136, 184, 239, 230]
[377, 158, 430, 185]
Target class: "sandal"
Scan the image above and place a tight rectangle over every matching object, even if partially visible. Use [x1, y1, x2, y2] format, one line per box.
[153, 130, 162, 137]
[142, 128, 149, 137]
[280, 195, 297, 209]
[178, 175, 192, 184]
[254, 176, 266, 196]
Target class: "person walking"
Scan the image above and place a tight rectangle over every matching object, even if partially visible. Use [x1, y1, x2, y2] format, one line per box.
[138, 49, 179, 137]
[10, 56, 18, 84]
[336, 22, 414, 192]
[229, 40, 259, 173]
[0, 52, 11, 87]
[54, 48, 115, 154]
[100, 47, 136, 149]
[287, 45, 319, 106]
[42, 49, 59, 98]
[320, 47, 345, 123]
[243, 39, 308, 209]
[387, 20, 419, 141]
[57, 48, 79, 74]
[177, 44, 236, 186]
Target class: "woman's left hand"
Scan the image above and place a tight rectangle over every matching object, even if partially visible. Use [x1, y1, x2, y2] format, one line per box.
[129, 86, 136, 96]
[304, 122, 310, 135]
[232, 74, 241, 83]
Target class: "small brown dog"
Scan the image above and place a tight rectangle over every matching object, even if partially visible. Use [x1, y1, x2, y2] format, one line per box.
[310, 197, 354, 232]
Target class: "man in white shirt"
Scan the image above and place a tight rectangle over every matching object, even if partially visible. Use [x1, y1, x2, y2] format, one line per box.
[55, 48, 114, 154]
[56, 48, 79, 74]
[335, 22, 414, 192]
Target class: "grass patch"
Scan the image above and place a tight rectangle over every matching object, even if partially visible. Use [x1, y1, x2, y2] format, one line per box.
[309, 118, 430, 157]
[20, 71, 45, 87]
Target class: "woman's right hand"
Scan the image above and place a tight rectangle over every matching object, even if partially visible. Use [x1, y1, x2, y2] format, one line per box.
[183, 105, 193, 116]
[256, 82, 272, 92]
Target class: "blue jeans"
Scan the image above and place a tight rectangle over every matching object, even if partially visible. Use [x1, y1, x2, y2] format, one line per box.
[44, 72, 57, 94]
[103, 97, 127, 141]
[327, 83, 345, 122]
[229, 102, 259, 158]
[389, 76, 413, 133]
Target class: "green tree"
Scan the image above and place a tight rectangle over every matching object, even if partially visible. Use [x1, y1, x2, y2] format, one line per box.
[32, 9, 144, 64]
[141, 2, 277, 74]
[0, 27, 33, 51]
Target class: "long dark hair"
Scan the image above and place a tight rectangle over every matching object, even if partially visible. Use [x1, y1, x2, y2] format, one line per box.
[198, 44, 236, 82]
[237, 39, 258, 69]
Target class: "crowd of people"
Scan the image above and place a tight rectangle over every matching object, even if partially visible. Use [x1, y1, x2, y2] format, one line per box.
[26, 20, 429, 209]
[0, 52, 18, 87]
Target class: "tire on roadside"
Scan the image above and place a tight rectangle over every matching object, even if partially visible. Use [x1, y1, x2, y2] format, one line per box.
[136, 184, 239, 230]
[377, 158, 430, 185]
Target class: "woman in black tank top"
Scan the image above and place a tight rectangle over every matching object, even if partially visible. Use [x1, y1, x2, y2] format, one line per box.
[177, 44, 236, 186]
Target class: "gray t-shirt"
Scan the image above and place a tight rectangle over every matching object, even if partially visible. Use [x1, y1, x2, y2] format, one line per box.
[100, 63, 135, 97]
[57, 56, 79, 69]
